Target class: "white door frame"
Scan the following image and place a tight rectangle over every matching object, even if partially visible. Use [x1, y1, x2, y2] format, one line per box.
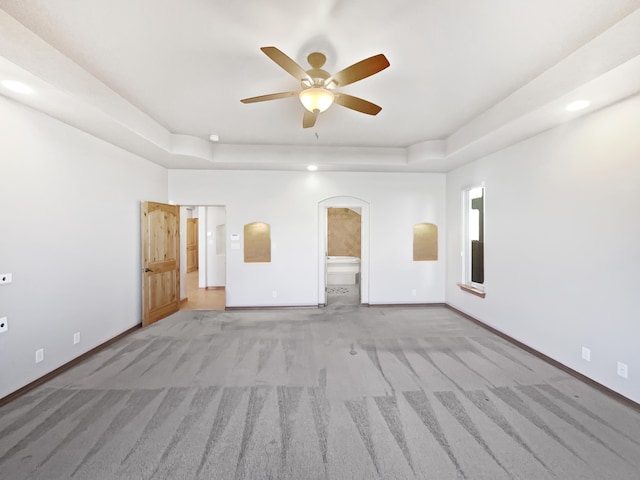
[318, 196, 370, 305]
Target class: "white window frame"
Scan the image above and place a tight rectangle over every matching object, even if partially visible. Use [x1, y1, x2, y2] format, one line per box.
[461, 184, 485, 292]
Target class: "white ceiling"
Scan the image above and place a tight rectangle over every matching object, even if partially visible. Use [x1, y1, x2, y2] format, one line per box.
[1, 0, 640, 172]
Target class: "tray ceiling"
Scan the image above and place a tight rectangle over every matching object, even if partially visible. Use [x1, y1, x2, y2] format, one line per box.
[1, 0, 639, 171]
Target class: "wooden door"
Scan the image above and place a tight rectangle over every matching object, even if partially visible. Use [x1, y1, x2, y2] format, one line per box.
[141, 201, 180, 327]
[186, 218, 198, 273]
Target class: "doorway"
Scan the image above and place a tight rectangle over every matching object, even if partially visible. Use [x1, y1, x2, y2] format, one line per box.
[326, 207, 361, 305]
[179, 205, 227, 310]
[186, 218, 198, 273]
[318, 197, 370, 306]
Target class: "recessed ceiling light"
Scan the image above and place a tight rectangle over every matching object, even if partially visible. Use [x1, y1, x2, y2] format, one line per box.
[1, 80, 33, 94]
[566, 100, 590, 111]
[209, 134, 219, 142]
[307, 165, 318, 171]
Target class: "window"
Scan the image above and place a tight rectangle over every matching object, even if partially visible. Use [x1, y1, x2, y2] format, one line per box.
[461, 186, 485, 296]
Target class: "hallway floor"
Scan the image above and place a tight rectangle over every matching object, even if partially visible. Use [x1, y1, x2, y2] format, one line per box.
[181, 270, 225, 311]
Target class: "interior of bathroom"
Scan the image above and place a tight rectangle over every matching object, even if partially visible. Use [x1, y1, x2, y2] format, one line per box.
[326, 207, 361, 305]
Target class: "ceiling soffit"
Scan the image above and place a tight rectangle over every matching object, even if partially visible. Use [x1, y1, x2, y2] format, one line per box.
[0, 4, 639, 172]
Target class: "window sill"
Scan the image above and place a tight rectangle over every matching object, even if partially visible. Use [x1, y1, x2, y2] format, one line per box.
[457, 283, 486, 298]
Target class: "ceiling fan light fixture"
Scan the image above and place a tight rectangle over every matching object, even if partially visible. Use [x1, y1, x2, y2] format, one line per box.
[299, 87, 334, 113]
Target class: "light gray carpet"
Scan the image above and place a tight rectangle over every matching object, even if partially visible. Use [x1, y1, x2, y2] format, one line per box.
[1, 305, 639, 479]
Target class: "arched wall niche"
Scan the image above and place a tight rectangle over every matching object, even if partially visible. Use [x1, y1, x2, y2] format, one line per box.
[413, 222, 438, 261]
[244, 221, 271, 263]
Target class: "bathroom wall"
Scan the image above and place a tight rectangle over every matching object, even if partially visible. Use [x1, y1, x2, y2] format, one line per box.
[327, 207, 361, 258]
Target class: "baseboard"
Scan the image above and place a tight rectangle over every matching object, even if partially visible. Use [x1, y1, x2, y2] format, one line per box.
[225, 302, 443, 310]
[0, 325, 141, 408]
[445, 304, 640, 411]
[225, 304, 319, 311]
[369, 302, 446, 308]
[205, 286, 225, 290]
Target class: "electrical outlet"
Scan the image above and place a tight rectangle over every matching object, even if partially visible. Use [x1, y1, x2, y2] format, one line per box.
[272, 290, 277, 298]
[0, 317, 7, 333]
[581, 346, 591, 362]
[617, 362, 628, 379]
[0, 273, 12, 284]
[73, 332, 80, 345]
[35, 348, 44, 363]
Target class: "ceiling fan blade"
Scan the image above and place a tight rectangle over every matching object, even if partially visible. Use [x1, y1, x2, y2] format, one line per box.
[261, 46, 312, 83]
[240, 91, 299, 104]
[328, 54, 390, 87]
[334, 93, 382, 115]
[303, 110, 318, 128]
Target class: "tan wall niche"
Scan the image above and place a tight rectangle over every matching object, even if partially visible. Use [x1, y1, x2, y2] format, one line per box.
[413, 223, 438, 261]
[328, 208, 361, 258]
[244, 222, 271, 263]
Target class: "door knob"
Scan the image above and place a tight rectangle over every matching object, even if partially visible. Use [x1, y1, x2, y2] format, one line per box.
[143, 268, 153, 273]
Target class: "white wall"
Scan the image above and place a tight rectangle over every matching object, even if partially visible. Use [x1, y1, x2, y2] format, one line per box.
[169, 170, 446, 307]
[205, 206, 226, 287]
[446, 94, 640, 403]
[0, 97, 167, 399]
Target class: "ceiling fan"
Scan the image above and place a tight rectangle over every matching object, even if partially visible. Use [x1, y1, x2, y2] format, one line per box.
[240, 46, 390, 128]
